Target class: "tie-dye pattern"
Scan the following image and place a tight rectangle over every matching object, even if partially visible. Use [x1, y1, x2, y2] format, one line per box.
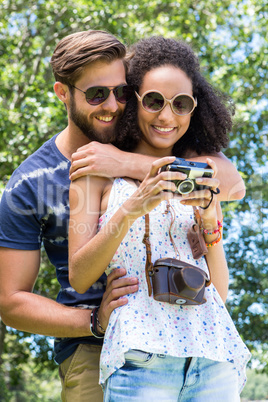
[0, 134, 106, 364]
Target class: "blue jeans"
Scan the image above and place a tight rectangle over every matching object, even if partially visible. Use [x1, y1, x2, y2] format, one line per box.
[103, 350, 240, 401]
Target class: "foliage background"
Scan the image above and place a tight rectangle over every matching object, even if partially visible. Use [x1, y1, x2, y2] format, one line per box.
[0, 0, 267, 399]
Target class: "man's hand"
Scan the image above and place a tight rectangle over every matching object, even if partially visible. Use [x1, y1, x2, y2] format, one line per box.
[70, 142, 128, 181]
[97, 268, 139, 332]
[69, 142, 155, 183]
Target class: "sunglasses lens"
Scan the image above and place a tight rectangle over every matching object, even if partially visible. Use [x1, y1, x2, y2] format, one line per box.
[85, 87, 110, 105]
[85, 85, 134, 105]
[173, 95, 194, 115]
[114, 85, 134, 104]
[142, 92, 165, 112]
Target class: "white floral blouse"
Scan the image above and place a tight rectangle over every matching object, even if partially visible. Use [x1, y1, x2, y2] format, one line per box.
[98, 178, 251, 392]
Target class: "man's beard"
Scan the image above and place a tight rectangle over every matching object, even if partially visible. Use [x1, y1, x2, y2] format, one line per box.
[69, 96, 121, 144]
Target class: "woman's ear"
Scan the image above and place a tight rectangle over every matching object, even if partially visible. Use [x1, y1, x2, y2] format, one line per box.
[54, 82, 70, 104]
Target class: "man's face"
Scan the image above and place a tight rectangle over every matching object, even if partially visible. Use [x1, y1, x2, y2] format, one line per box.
[68, 59, 127, 143]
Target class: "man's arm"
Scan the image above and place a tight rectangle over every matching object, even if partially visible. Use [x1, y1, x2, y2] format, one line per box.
[186, 152, 246, 201]
[183, 150, 245, 201]
[69, 143, 245, 202]
[0, 247, 138, 336]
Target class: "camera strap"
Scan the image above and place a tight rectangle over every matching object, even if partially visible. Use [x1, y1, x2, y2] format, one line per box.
[143, 201, 183, 296]
[188, 206, 211, 285]
[143, 204, 211, 297]
[143, 200, 181, 296]
[164, 201, 181, 259]
[187, 207, 210, 262]
[142, 213, 154, 296]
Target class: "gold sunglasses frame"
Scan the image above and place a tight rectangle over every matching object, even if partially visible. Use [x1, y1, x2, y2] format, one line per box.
[135, 90, 197, 116]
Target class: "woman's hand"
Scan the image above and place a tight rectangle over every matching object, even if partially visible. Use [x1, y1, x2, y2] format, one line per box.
[121, 156, 188, 219]
[180, 158, 221, 221]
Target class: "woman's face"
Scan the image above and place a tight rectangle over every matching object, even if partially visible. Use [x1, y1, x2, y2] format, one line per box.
[136, 65, 194, 157]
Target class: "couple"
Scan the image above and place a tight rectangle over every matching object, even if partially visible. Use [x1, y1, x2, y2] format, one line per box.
[0, 30, 250, 401]
[68, 34, 250, 400]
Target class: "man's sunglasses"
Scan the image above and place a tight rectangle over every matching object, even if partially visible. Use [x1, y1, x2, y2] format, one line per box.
[71, 84, 134, 105]
[135, 90, 197, 116]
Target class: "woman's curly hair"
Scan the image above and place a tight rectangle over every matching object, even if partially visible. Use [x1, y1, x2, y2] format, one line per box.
[114, 36, 234, 156]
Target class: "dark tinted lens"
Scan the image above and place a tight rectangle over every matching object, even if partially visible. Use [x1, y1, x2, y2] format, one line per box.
[173, 95, 194, 115]
[114, 85, 133, 103]
[85, 87, 109, 105]
[142, 92, 165, 112]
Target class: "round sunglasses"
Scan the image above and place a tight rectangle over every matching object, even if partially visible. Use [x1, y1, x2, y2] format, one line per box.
[135, 90, 197, 116]
[71, 84, 134, 105]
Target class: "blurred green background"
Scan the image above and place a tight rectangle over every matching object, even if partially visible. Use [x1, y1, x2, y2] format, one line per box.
[0, 0, 267, 400]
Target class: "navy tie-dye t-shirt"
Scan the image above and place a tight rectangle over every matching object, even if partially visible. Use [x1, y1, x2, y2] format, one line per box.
[0, 134, 105, 362]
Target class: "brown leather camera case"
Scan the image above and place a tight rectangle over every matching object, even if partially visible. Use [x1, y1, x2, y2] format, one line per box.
[151, 258, 209, 305]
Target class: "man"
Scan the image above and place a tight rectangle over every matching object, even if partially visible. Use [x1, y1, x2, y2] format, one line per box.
[0, 30, 245, 402]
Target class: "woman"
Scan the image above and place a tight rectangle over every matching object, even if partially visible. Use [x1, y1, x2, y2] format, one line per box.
[69, 37, 250, 401]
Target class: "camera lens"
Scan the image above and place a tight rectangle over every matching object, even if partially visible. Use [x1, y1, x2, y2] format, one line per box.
[177, 179, 194, 194]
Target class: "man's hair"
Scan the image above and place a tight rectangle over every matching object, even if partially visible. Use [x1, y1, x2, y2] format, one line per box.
[115, 36, 234, 155]
[50, 30, 126, 85]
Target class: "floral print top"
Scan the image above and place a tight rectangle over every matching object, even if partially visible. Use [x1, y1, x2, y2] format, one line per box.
[98, 178, 251, 392]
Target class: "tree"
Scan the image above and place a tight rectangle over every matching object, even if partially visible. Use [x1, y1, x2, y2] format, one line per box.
[0, 0, 267, 395]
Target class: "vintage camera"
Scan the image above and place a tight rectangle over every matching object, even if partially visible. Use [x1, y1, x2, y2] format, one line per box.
[160, 157, 214, 195]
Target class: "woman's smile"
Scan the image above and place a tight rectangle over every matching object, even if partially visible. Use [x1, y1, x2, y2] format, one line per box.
[136, 65, 193, 156]
[153, 125, 176, 133]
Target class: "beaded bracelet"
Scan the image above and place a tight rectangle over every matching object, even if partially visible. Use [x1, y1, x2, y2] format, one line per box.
[205, 230, 222, 247]
[202, 220, 222, 235]
[90, 306, 105, 339]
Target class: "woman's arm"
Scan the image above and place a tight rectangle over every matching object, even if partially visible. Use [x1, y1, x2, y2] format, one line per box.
[181, 158, 229, 301]
[69, 157, 229, 300]
[201, 203, 229, 302]
[68, 175, 132, 294]
[183, 197, 229, 302]
[69, 157, 183, 294]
